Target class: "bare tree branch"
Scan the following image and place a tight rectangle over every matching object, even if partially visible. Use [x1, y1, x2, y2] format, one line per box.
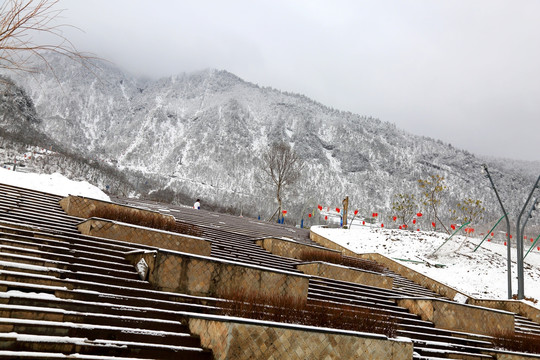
[0, 0, 98, 76]
[261, 142, 304, 221]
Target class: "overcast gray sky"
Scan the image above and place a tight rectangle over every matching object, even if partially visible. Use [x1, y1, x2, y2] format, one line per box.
[55, 1, 540, 161]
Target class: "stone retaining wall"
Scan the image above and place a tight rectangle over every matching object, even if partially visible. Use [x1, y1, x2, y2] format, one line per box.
[396, 297, 514, 336]
[78, 218, 211, 256]
[60, 195, 173, 222]
[255, 237, 340, 260]
[469, 299, 540, 326]
[188, 316, 412, 360]
[297, 262, 393, 289]
[125, 250, 309, 302]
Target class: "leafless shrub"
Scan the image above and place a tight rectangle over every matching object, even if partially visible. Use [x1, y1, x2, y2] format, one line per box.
[491, 330, 540, 354]
[298, 249, 385, 273]
[217, 289, 397, 337]
[88, 206, 202, 237]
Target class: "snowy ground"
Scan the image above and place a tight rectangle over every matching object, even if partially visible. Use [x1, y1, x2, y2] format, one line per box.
[0, 168, 109, 201]
[312, 225, 540, 302]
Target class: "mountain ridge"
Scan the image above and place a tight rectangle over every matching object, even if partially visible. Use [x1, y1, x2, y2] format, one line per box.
[1, 53, 538, 230]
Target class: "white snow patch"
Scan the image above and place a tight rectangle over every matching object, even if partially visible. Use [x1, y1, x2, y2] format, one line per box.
[0, 168, 109, 201]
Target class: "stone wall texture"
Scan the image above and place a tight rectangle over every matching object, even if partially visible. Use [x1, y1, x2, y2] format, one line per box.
[297, 262, 393, 289]
[255, 237, 340, 260]
[397, 298, 514, 336]
[78, 218, 211, 256]
[126, 250, 309, 302]
[310, 230, 470, 301]
[470, 299, 540, 326]
[188, 317, 413, 360]
[60, 195, 174, 223]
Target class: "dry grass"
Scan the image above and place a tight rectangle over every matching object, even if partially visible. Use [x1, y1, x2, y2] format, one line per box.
[491, 330, 540, 354]
[88, 206, 202, 237]
[512, 294, 538, 304]
[298, 250, 385, 273]
[217, 289, 397, 338]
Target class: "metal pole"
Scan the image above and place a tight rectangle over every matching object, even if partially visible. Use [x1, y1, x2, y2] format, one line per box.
[520, 199, 537, 244]
[482, 164, 513, 299]
[516, 175, 540, 300]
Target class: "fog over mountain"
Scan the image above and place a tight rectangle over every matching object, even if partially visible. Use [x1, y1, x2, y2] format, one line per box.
[1, 53, 539, 230]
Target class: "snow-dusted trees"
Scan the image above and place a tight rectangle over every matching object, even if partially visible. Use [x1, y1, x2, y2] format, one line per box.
[261, 142, 303, 221]
[418, 174, 449, 233]
[391, 193, 417, 227]
[450, 198, 486, 225]
[0, 0, 93, 73]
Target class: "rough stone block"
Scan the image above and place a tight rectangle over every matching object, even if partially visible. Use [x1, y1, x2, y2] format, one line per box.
[126, 250, 310, 303]
[396, 297, 514, 336]
[189, 316, 413, 360]
[297, 262, 393, 289]
[78, 218, 211, 256]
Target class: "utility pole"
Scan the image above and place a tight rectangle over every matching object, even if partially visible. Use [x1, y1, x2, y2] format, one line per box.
[342, 196, 349, 228]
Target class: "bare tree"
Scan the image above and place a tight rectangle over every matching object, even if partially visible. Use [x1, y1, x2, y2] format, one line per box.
[261, 142, 303, 222]
[418, 174, 449, 233]
[0, 0, 94, 74]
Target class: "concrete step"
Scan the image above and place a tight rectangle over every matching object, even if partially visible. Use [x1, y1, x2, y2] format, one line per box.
[0, 251, 140, 280]
[0, 333, 213, 359]
[0, 260, 151, 290]
[0, 350, 155, 359]
[0, 317, 202, 347]
[0, 287, 218, 322]
[0, 244, 135, 272]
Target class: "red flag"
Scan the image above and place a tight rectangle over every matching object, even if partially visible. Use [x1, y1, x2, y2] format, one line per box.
[325, 215, 328, 220]
[282, 210, 287, 214]
[487, 238, 491, 242]
[431, 222, 436, 227]
[392, 216, 397, 221]
[399, 225, 402, 229]
[336, 208, 340, 213]
[381, 223, 384, 228]
[354, 209, 359, 215]
[413, 219, 416, 224]
[362, 221, 365, 225]
[308, 213, 312, 218]
[417, 212, 423, 217]
[504, 242, 507, 246]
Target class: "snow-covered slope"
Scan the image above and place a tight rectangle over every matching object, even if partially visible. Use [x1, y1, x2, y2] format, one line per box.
[313, 226, 540, 302]
[2, 53, 540, 225]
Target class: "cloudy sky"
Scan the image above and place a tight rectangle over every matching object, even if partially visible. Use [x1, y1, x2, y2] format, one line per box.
[52, 1, 540, 161]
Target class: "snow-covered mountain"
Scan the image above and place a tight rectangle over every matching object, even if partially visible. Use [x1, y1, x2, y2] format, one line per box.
[2, 53, 539, 228]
